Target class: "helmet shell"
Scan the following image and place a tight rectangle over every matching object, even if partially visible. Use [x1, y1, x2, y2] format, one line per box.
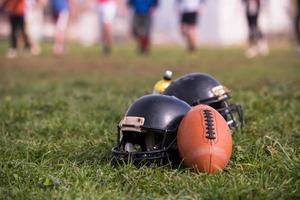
[124, 94, 191, 132]
[164, 73, 227, 106]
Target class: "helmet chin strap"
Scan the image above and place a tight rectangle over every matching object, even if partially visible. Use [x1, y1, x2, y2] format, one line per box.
[227, 119, 235, 127]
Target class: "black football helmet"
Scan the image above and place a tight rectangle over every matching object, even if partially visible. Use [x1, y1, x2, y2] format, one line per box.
[112, 94, 191, 166]
[163, 73, 244, 129]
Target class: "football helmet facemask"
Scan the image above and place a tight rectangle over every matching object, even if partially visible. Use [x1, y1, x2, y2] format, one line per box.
[112, 94, 191, 166]
[163, 73, 244, 129]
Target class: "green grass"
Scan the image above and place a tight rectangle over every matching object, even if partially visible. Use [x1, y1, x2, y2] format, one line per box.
[0, 43, 299, 199]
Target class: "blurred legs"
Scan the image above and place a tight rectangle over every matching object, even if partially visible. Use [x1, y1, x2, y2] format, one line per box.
[9, 16, 18, 50]
[8, 16, 31, 58]
[19, 16, 31, 50]
[245, 13, 268, 58]
[98, 1, 116, 55]
[296, 1, 300, 52]
[181, 24, 197, 52]
[102, 22, 113, 54]
[132, 14, 151, 54]
[53, 11, 69, 55]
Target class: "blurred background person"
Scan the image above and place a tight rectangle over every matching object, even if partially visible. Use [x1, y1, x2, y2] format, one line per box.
[26, 0, 47, 55]
[1, 0, 32, 58]
[49, 0, 72, 55]
[96, 0, 117, 55]
[176, 0, 206, 52]
[243, 0, 269, 58]
[127, 0, 159, 54]
[296, 0, 300, 53]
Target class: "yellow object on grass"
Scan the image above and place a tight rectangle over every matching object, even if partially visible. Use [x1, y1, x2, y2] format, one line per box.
[153, 70, 173, 94]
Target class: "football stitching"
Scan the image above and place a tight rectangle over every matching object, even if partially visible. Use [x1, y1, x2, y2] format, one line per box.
[203, 109, 216, 139]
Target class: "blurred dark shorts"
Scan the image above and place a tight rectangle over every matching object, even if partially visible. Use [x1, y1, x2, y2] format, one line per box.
[52, 13, 59, 22]
[132, 14, 152, 37]
[52, 9, 69, 22]
[181, 12, 198, 25]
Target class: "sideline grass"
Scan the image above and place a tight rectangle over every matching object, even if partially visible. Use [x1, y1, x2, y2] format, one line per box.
[0, 44, 299, 199]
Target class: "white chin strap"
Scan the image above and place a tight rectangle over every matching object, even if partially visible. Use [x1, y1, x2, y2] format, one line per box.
[125, 142, 134, 152]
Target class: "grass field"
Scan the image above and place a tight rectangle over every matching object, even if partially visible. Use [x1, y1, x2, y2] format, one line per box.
[0, 43, 299, 199]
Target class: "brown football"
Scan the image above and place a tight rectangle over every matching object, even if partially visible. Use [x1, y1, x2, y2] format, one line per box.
[177, 104, 232, 174]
